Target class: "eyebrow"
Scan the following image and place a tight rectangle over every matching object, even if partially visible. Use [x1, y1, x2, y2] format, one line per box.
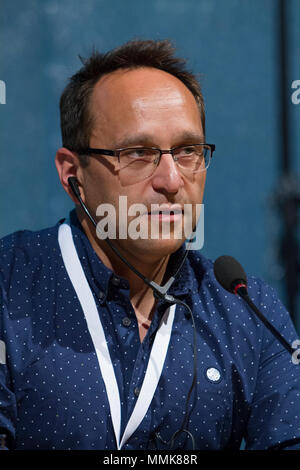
[114, 131, 205, 149]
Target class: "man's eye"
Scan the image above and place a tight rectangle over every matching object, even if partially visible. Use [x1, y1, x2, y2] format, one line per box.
[122, 148, 153, 158]
[178, 146, 196, 156]
[182, 146, 194, 154]
[134, 149, 148, 157]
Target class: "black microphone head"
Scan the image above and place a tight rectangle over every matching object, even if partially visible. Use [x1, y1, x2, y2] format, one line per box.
[213, 255, 247, 293]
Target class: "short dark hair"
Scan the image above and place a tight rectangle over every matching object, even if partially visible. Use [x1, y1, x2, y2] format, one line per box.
[60, 39, 205, 166]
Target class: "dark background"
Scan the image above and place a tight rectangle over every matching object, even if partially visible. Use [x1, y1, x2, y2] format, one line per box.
[0, 0, 299, 331]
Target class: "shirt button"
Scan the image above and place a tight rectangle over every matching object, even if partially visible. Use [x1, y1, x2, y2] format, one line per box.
[122, 317, 131, 327]
[111, 276, 121, 287]
[134, 387, 140, 397]
[99, 291, 105, 301]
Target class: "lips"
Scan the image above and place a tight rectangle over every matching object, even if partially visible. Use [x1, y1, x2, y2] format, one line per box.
[146, 205, 184, 223]
[148, 204, 183, 216]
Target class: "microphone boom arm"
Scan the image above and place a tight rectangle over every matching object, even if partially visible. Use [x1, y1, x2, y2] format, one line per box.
[235, 284, 294, 355]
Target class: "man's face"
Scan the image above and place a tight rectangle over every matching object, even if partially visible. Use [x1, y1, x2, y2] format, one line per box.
[78, 67, 206, 261]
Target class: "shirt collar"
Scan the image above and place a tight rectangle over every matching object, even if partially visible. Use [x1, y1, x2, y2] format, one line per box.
[68, 209, 119, 303]
[66, 209, 196, 301]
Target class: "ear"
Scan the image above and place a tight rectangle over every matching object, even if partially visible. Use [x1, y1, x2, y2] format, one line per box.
[55, 147, 86, 204]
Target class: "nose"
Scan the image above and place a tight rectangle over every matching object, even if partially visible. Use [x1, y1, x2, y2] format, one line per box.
[150, 152, 183, 194]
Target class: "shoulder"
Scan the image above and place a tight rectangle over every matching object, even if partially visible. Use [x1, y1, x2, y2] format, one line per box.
[0, 219, 65, 289]
[188, 250, 277, 298]
[187, 251, 291, 329]
[0, 221, 63, 258]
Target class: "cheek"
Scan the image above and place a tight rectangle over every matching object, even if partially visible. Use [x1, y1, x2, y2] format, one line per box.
[83, 165, 120, 209]
[186, 172, 206, 203]
[198, 174, 206, 200]
[184, 174, 206, 227]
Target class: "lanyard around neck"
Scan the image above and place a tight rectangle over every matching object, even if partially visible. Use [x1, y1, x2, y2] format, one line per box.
[58, 222, 176, 449]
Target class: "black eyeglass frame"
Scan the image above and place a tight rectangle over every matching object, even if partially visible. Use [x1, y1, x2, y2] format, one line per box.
[74, 143, 216, 169]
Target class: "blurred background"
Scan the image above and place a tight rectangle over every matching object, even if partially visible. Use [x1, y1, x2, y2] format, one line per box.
[0, 0, 299, 332]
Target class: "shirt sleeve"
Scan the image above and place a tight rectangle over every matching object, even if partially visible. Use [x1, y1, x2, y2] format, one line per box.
[244, 280, 300, 450]
[0, 281, 17, 450]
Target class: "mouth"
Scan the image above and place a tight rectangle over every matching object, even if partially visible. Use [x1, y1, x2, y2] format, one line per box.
[148, 205, 184, 221]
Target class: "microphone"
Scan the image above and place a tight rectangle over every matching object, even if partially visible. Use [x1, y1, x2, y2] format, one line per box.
[214, 255, 294, 355]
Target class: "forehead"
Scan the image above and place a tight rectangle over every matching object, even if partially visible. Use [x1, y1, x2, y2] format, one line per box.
[92, 66, 197, 106]
[89, 67, 202, 143]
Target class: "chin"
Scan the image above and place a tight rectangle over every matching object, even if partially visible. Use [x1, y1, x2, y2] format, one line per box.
[129, 237, 185, 260]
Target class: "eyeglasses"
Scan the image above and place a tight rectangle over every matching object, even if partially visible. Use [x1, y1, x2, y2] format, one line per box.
[76, 143, 216, 184]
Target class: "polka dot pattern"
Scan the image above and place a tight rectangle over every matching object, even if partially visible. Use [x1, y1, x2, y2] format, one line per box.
[0, 209, 300, 450]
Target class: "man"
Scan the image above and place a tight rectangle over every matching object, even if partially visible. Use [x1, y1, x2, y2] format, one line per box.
[1, 39, 300, 450]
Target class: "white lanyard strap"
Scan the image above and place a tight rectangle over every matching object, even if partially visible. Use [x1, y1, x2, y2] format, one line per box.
[58, 223, 176, 449]
[58, 223, 121, 447]
[119, 302, 175, 449]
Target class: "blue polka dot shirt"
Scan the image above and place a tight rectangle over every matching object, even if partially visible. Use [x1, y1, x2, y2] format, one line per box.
[0, 209, 300, 450]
